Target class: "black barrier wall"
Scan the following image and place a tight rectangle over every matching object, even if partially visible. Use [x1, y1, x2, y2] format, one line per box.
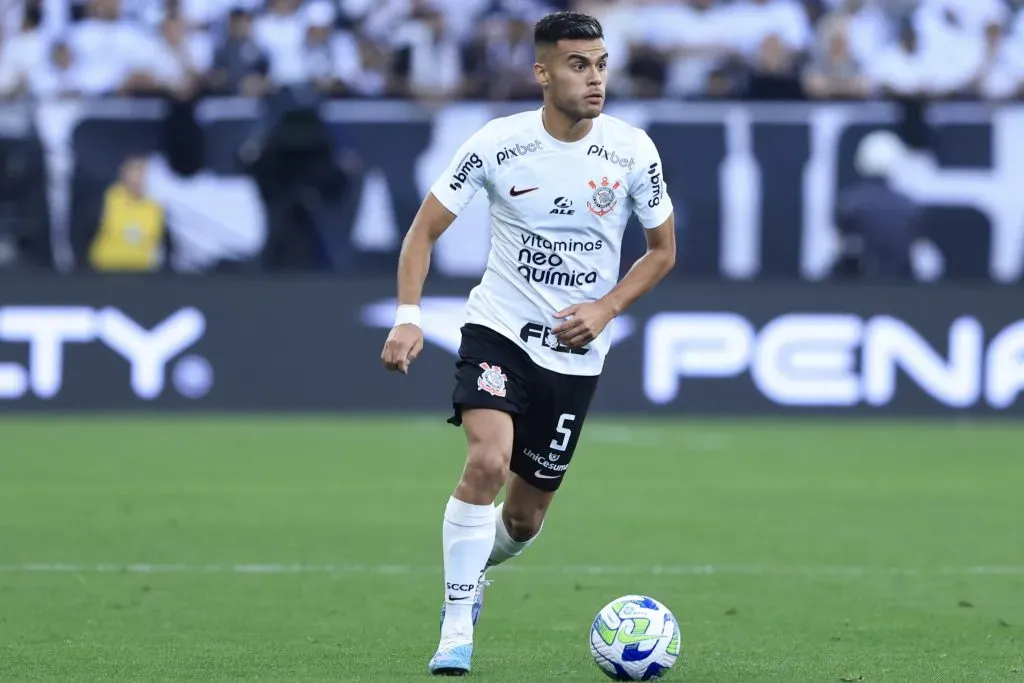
[0, 276, 1021, 416]
[16, 99, 1024, 281]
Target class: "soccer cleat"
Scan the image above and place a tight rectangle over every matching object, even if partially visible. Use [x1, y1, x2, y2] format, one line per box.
[428, 643, 473, 676]
[439, 574, 490, 631]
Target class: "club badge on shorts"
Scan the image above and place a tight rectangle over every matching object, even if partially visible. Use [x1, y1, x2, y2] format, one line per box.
[477, 362, 508, 397]
[587, 177, 621, 217]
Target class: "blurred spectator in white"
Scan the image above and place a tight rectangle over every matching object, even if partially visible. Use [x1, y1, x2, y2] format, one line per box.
[428, 0, 493, 44]
[463, 11, 538, 100]
[143, 12, 214, 98]
[0, 2, 48, 99]
[907, 0, 1011, 98]
[303, 0, 363, 96]
[620, 0, 683, 99]
[177, 0, 259, 30]
[253, 0, 309, 88]
[208, 8, 271, 96]
[744, 33, 804, 99]
[833, 0, 890, 68]
[727, 0, 812, 58]
[66, 0, 157, 96]
[337, 0, 379, 24]
[1011, 0, 1024, 48]
[728, 0, 812, 99]
[867, 17, 960, 99]
[618, 0, 737, 99]
[361, 0, 491, 44]
[23, 40, 88, 100]
[347, 34, 392, 97]
[802, 12, 870, 99]
[969, 20, 1024, 101]
[663, 0, 738, 99]
[914, 0, 1008, 45]
[390, 2, 463, 100]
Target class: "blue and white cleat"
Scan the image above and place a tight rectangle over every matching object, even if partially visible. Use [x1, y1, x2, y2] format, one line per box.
[428, 643, 473, 676]
[439, 574, 490, 631]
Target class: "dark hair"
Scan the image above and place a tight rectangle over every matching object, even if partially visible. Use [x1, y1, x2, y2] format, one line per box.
[533, 11, 603, 46]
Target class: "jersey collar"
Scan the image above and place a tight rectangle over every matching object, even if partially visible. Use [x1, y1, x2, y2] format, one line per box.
[536, 107, 601, 149]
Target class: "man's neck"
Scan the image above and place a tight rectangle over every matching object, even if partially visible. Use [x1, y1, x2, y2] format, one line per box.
[542, 104, 594, 143]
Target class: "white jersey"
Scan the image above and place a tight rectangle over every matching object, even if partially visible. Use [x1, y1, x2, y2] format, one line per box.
[430, 107, 674, 377]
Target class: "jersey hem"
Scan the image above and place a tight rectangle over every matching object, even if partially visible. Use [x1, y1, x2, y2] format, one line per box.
[464, 320, 605, 378]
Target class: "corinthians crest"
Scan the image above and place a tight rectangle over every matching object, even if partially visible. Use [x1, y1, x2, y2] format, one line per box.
[476, 362, 508, 397]
[587, 177, 621, 217]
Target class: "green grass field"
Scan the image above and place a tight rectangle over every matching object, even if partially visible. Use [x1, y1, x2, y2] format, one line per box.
[1, 417, 1022, 682]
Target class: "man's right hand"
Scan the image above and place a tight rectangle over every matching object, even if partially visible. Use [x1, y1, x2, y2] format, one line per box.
[381, 324, 424, 375]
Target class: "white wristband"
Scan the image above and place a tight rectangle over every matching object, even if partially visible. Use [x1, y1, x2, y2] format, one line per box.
[395, 304, 421, 327]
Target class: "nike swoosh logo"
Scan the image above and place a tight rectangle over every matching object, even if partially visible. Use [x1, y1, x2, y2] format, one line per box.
[448, 595, 471, 601]
[617, 631, 666, 645]
[534, 470, 561, 480]
[510, 186, 539, 197]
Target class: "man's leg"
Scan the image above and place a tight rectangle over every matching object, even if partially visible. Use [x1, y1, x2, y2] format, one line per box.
[487, 473, 555, 569]
[487, 369, 600, 571]
[431, 408, 512, 675]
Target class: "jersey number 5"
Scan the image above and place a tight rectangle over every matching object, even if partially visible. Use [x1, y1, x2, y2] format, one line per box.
[550, 413, 577, 452]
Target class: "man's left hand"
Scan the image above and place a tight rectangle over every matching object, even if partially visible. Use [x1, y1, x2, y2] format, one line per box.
[552, 300, 616, 349]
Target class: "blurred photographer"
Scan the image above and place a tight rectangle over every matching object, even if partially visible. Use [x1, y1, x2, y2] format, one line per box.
[830, 131, 921, 280]
[240, 88, 357, 271]
[0, 117, 52, 270]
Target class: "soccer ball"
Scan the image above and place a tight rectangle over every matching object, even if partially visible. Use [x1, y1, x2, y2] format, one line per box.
[589, 594, 680, 681]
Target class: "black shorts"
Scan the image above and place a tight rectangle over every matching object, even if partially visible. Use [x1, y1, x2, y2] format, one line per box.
[447, 323, 599, 492]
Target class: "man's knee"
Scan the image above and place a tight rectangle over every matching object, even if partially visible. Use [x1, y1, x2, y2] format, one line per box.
[502, 503, 545, 542]
[464, 443, 510, 491]
[459, 409, 514, 495]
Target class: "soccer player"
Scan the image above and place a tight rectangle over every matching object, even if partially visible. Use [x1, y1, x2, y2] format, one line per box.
[380, 10, 676, 676]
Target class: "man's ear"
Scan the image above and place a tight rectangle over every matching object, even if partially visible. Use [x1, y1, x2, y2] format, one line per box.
[533, 61, 549, 88]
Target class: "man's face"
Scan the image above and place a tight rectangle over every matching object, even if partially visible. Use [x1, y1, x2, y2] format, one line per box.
[229, 14, 253, 39]
[827, 31, 850, 60]
[308, 24, 330, 43]
[162, 17, 185, 45]
[534, 38, 608, 120]
[91, 0, 119, 20]
[120, 157, 147, 197]
[52, 43, 72, 69]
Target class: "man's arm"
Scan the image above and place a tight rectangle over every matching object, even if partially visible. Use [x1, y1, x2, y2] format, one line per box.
[382, 124, 493, 372]
[602, 131, 677, 315]
[552, 214, 675, 349]
[396, 193, 457, 307]
[599, 213, 676, 317]
[381, 193, 455, 373]
[553, 131, 677, 349]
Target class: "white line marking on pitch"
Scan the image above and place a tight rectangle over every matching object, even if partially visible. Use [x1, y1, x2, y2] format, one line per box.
[0, 564, 1022, 577]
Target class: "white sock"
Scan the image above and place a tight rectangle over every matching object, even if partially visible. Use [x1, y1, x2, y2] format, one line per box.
[486, 502, 542, 568]
[440, 496, 495, 646]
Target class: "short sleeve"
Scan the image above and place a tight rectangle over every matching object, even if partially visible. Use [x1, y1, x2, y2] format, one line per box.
[429, 126, 494, 217]
[629, 131, 674, 229]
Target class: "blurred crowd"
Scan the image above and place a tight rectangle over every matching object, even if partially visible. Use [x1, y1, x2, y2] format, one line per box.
[1, 0, 1024, 103]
